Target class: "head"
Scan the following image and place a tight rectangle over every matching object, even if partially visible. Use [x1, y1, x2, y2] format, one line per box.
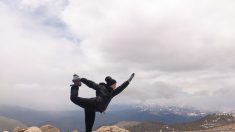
[111, 83, 117, 89]
[105, 76, 117, 89]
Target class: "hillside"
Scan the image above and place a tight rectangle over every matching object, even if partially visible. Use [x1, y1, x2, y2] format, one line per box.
[1, 113, 235, 132]
[204, 123, 235, 131]
[115, 113, 235, 132]
[0, 105, 205, 131]
[0, 116, 27, 131]
[188, 123, 235, 132]
[116, 121, 174, 132]
[173, 113, 235, 131]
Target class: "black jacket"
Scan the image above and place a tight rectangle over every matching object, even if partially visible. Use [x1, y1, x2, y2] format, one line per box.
[80, 78, 129, 112]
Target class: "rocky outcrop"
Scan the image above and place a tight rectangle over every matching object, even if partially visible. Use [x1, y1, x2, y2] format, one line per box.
[13, 124, 129, 132]
[40, 124, 60, 132]
[13, 125, 60, 132]
[13, 127, 26, 132]
[96, 125, 130, 132]
[24, 127, 42, 132]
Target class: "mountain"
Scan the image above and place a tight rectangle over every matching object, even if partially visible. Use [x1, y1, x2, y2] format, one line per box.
[109, 104, 206, 124]
[116, 113, 235, 132]
[0, 105, 207, 131]
[116, 121, 174, 132]
[173, 113, 235, 131]
[202, 123, 235, 131]
[0, 116, 27, 131]
[137, 104, 207, 117]
[0, 105, 84, 131]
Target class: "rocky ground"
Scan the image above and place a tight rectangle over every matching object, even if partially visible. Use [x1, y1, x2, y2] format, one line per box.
[96, 125, 129, 132]
[2, 113, 235, 132]
[4, 124, 129, 132]
[6, 123, 235, 132]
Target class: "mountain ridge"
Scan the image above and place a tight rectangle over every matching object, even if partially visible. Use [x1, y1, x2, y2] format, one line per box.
[0, 116, 27, 131]
[0, 104, 216, 131]
[115, 113, 235, 132]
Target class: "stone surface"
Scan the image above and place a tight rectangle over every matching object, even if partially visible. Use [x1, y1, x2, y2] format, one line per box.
[96, 125, 130, 132]
[24, 127, 42, 132]
[13, 127, 26, 132]
[40, 124, 60, 132]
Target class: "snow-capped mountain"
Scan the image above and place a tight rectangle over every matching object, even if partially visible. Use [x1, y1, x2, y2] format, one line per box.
[115, 113, 235, 132]
[135, 103, 207, 117]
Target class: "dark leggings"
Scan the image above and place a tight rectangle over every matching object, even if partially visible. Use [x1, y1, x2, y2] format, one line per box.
[70, 86, 96, 132]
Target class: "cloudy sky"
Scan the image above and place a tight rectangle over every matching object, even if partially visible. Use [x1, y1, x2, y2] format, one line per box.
[1, 0, 235, 111]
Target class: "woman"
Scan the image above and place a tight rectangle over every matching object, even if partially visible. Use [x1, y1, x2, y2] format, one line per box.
[70, 73, 135, 132]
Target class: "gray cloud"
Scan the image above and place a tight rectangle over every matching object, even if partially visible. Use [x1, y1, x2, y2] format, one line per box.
[62, 0, 235, 72]
[1, 0, 235, 111]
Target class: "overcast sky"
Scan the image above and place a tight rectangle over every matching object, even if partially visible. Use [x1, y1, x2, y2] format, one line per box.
[1, 0, 235, 111]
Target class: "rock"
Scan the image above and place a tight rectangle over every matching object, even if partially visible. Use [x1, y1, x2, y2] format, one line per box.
[13, 127, 26, 132]
[11, 124, 60, 132]
[40, 124, 60, 132]
[24, 127, 42, 132]
[96, 125, 130, 132]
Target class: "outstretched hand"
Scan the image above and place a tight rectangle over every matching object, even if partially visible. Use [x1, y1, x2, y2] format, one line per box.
[127, 73, 135, 82]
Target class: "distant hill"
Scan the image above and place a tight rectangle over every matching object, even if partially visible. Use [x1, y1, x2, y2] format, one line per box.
[0, 105, 84, 131]
[203, 123, 235, 131]
[116, 121, 174, 132]
[0, 116, 27, 131]
[115, 113, 235, 132]
[173, 113, 235, 131]
[0, 104, 233, 132]
[0, 105, 208, 131]
[185, 123, 235, 132]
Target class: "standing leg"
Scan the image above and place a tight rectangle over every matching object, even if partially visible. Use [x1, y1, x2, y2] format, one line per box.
[85, 109, 96, 132]
[70, 85, 96, 132]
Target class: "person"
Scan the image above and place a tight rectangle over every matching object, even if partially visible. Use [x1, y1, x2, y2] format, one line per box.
[70, 73, 135, 132]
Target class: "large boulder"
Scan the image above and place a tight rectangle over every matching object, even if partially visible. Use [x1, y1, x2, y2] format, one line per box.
[24, 127, 42, 132]
[13, 127, 26, 132]
[96, 125, 129, 132]
[11, 125, 60, 132]
[40, 124, 60, 132]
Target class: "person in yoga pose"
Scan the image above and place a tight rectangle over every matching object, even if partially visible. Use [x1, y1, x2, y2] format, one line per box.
[70, 73, 135, 132]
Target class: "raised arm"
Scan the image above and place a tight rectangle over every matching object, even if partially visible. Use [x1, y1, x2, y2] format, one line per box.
[112, 81, 129, 97]
[80, 78, 100, 90]
[112, 73, 135, 97]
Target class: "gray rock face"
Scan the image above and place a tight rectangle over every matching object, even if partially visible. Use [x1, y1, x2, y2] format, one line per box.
[96, 125, 130, 132]
[13, 124, 60, 132]
[13, 127, 26, 132]
[24, 127, 42, 132]
[40, 124, 60, 132]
